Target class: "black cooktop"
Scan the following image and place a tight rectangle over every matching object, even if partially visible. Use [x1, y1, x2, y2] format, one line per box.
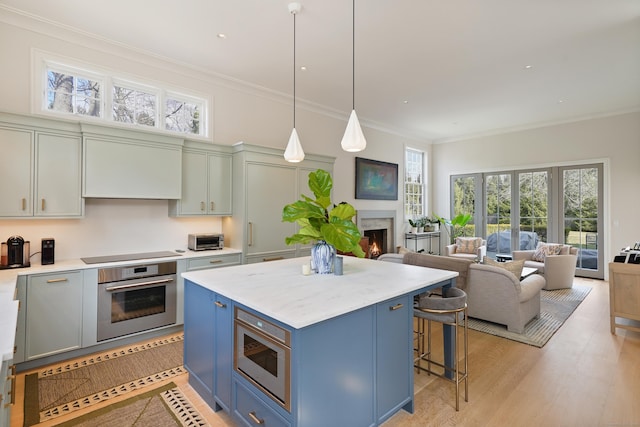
[81, 251, 181, 265]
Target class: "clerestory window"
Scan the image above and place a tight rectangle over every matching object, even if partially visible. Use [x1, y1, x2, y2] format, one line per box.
[36, 53, 208, 138]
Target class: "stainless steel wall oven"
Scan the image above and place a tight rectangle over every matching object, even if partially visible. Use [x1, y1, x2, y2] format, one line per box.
[97, 261, 177, 341]
[234, 307, 291, 411]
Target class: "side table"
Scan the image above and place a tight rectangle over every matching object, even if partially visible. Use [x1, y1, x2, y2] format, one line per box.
[495, 253, 513, 262]
[404, 231, 440, 254]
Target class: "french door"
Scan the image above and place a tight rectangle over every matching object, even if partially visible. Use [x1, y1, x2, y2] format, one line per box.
[451, 163, 603, 279]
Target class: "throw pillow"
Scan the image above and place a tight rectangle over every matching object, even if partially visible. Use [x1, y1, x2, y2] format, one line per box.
[532, 242, 563, 262]
[398, 246, 413, 254]
[455, 237, 482, 254]
[485, 257, 525, 280]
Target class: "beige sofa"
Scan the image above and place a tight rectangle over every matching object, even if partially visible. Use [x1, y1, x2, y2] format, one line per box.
[378, 252, 474, 291]
[466, 263, 546, 333]
[512, 246, 578, 290]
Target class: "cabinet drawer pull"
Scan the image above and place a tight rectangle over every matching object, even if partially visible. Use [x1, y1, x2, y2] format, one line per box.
[248, 411, 264, 425]
[8, 364, 16, 406]
[21, 198, 26, 211]
[210, 201, 215, 211]
[46, 278, 69, 283]
[200, 201, 205, 212]
[389, 303, 404, 311]
[248, 222, 254, 246]
[263, 256, 284, 262]
[214, 301, 226, 308]
[209, 259, 223, 264]
[41, 198, 46, 211]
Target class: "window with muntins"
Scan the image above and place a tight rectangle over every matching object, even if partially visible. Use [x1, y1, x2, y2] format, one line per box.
[38, 56, 207, 137]
[405, 148, 424, 219]
[47, 67, 103, 118]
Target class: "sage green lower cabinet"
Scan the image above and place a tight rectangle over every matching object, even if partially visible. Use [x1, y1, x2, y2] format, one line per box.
[25, 271, 84, 360]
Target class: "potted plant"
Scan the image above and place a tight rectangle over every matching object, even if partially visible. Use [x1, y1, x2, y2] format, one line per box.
[433, 213, 472, 244]
[282, 169, 366, 273]
[408, 218, 419, 233]
[424, 217, 438, 232]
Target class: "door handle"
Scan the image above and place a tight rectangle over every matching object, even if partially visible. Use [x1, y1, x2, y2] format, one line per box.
[389, 303, 404, 311]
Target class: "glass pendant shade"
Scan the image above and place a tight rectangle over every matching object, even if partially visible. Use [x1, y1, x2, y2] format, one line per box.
[341, 109, 367, 152]
[284, 127, 305, 162]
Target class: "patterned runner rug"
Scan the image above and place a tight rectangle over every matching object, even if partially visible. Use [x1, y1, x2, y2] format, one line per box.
[53, 382, 208, 427]
[23, 334, 187, 426]
[467, 284, 592, 347]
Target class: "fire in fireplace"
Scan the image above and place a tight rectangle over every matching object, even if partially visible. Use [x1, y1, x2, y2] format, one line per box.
[363, 229, 387, 259]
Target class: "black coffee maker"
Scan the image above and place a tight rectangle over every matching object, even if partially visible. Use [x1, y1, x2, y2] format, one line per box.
[0, 236, 30, 269]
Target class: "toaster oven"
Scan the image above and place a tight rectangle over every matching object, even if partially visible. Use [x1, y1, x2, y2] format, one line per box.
[188, 233, 224, 251]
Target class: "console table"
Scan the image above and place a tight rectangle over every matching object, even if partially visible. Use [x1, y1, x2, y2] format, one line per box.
[404, 231, 440, 254]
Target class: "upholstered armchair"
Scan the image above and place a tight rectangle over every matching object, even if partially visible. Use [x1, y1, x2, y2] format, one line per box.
[466, 263, 546, 333]
[445, 237, 487, 262]
[512, 244, 578, 290]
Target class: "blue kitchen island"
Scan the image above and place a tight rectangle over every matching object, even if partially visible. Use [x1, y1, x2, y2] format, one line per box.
[182, 256, 457, 427]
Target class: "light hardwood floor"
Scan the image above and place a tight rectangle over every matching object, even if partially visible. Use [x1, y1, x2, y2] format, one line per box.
[11, 277, 640, 427]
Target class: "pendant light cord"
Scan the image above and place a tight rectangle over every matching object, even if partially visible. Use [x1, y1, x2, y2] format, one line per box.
[293, 10, 297, 129]
[352, 0, 355, 111]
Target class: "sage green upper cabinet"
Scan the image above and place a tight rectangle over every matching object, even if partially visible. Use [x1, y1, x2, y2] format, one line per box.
[35, 131, 83, 216]
[0, 126, 33, 217]
[0, 113, 83, 218]
[169, 141, 232, 216]
[224, 143, 334, 264]
[82, 124, 183, 199]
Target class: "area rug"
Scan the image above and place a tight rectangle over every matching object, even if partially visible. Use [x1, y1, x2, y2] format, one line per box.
[467, 284, 592, 347]
[24, 334, 186, 426]
[52, 382, 208, 427]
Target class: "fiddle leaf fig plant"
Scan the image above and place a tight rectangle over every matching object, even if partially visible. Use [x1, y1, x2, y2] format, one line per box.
[282, 169, 366, 257]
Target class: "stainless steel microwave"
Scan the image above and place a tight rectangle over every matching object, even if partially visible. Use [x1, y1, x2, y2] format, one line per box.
[188, 233, 224, 251]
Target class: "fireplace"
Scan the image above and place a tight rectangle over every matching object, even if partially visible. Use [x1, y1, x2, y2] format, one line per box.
[356, 210, 396, 258]
[363, 229, 386, 259]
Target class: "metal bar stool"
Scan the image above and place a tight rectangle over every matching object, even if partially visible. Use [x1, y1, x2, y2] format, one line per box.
[414, 287, 468, 411]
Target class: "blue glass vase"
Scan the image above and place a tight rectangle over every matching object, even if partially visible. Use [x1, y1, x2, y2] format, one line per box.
[311, 240, 335, 274]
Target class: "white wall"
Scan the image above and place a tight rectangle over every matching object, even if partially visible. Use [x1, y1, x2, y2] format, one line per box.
[0, 13, 427, 261]
[431, 112, 640, 266]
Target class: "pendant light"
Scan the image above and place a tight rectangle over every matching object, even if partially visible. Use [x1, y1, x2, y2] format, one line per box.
[341, 0, 366, 152]
[284, 2, 305, 163]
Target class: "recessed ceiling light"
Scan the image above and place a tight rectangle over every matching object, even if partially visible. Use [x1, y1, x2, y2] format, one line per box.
[300, 66, 307, 71]
[217, 33, 227, 39]
[403, 100, 409, 104]
[524, 65, 533, 69]
[558, 99, 565, 103]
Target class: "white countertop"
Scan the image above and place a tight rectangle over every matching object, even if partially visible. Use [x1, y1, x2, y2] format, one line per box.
[182, 256, 458, 329]
[0, 299, 18, 361]
[0, 248, 242, 362]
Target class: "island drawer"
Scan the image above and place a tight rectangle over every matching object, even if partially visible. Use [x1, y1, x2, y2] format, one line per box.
[234, 380, 290, 427]
[186, 253, 241, 271]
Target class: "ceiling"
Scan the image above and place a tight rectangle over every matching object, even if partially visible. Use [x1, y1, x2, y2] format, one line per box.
[2, 0, 639, 142]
